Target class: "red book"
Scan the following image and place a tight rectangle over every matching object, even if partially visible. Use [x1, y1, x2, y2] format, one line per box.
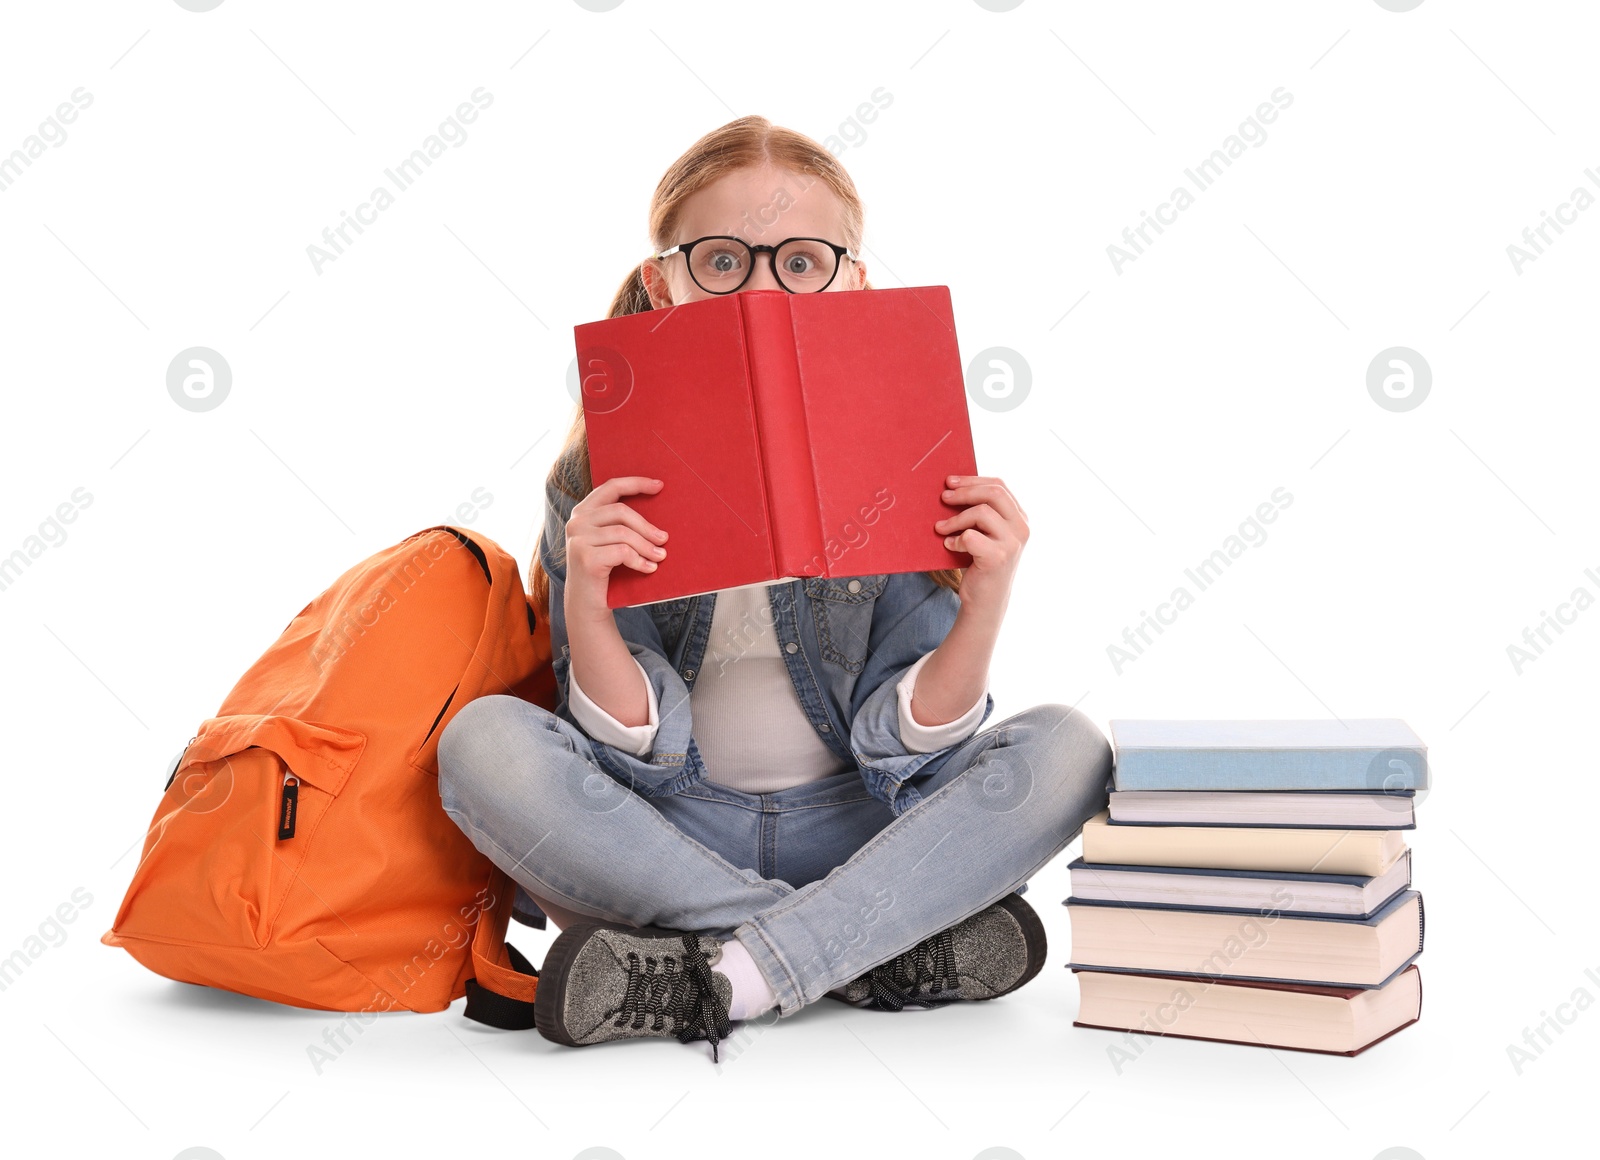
[574, 285, 978, 608]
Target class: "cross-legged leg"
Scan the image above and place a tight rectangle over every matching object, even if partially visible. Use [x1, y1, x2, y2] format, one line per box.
[731, 702, 1111, 1014]
[437, 694, 796, 938]
[438, 695, 1110, 1019]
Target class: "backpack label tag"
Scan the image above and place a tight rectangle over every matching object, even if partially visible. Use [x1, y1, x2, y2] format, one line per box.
[278, 776, 300, 840]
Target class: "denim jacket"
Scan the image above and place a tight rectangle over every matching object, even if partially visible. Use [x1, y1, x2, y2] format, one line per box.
[539, 472, 995, 817]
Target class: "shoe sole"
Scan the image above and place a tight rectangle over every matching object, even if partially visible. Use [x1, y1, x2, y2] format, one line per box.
[823, 891, 1048, 1007]
[533, 918, 695, 1048]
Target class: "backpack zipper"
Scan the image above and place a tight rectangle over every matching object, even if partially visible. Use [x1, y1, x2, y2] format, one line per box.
[277, 772, 300, 840]
[164, 735, 198, 792]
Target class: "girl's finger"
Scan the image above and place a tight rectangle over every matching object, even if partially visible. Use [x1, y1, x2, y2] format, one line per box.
[943, 526, 995, 558]
[935, 503, 1011, 542]
[591, 475, 664, 503]
[581, 524, 668, 565]
[943, 479, 1023, 524]
[592, 500, 669, 542]
[594, 541, 661, 574]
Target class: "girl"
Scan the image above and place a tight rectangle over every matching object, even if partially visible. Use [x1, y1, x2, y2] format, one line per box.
[437, 115, 1111, 1060]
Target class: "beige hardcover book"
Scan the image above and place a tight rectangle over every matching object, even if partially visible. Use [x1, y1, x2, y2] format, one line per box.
[1065, 890, 1424, 988]
[1081, 811, 1407, 877]
[1073, 965, 1423, 1055]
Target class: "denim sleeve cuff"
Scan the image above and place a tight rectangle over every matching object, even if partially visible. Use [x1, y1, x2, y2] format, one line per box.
[895, 649, 988, 754]
[567, 655, 659, 758]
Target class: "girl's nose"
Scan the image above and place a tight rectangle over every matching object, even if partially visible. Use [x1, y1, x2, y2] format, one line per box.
[740, 251, 784, 293]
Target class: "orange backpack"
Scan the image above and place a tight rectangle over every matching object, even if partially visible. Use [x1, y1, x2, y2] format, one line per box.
[101, 525, 554, 1027]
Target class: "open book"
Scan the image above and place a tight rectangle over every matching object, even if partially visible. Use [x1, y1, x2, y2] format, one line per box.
[573, 285, 978, 608]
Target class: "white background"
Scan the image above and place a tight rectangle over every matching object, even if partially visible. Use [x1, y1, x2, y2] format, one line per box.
[2, 2, 1595, 1158]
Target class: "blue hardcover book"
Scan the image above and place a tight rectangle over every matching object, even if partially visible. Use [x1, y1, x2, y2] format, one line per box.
[1066, 889, 1424, 990]
[1109, 719, 1428, 792]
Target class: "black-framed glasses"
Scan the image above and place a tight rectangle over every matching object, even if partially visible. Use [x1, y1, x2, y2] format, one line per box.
[653, 235, 858, 294]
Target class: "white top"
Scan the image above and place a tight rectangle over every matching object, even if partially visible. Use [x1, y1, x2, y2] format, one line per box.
[567, 583, 987, 794]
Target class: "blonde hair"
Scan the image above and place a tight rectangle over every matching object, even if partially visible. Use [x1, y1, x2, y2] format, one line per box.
[529, 114, 963, 615]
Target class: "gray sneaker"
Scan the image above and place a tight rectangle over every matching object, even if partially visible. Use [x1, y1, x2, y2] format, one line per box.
[534, 923, 734, 1059]
[826, 893, 1047, 1010]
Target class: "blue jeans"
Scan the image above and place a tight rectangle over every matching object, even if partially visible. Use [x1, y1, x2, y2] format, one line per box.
[437, 696, 1111, 1016]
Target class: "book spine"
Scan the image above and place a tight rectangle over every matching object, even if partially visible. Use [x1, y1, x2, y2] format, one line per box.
[740, 293, 827, 578]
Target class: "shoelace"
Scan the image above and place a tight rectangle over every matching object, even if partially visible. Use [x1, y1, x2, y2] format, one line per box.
[860, 927, 961, 1012]
[607, 933, 731, 1061]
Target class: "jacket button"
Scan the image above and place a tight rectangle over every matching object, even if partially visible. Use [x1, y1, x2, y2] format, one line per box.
[819, 723, 831, 732]
[785, 642, 798, 654]
[847, 579, 861, 593]
[682, 668, 695, 680]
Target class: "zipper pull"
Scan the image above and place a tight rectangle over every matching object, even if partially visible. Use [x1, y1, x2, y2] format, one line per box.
[278, 773, 300, 840]
[164, 735, 198, 792]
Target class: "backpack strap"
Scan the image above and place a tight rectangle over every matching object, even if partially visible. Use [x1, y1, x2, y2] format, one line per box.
[464, 868, 540, 1029]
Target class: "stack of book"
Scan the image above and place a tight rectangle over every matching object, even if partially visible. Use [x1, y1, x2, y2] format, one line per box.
[1066, 719, 1427, 1056]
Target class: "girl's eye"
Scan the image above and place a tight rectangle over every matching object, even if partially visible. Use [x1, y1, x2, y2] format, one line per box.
[706, 250, 742, 273]
[783, 254, 815, 275]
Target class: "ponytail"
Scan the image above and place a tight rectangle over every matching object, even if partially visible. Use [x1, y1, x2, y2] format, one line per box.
[607, 265, 652, 319]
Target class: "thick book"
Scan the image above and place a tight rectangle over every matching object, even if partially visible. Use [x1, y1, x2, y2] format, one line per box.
[1107, 788, 1416, 829]
[1065, 849, 1413, 919]
[573, 286, 978, 608]
[1065, 888, 1424, 989]
[1081, 810, 1409, 877]
[1109, 719, 1429, 792]
[1072, 964, 1422, 1056]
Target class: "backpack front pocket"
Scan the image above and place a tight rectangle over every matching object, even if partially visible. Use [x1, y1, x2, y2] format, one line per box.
[112, 715, 365, 952]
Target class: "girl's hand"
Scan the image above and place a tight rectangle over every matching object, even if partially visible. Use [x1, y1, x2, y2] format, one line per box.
[934, 474, 1029, 614]
[564, 475, 670, 618]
